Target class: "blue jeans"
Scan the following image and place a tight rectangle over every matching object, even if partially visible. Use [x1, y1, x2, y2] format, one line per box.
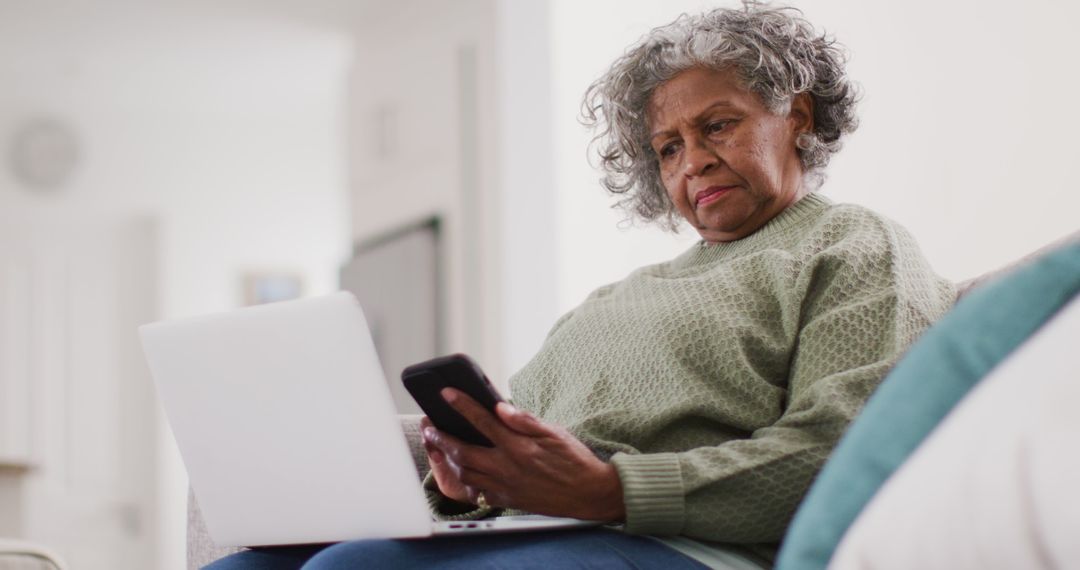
[204, 528, 709, 569]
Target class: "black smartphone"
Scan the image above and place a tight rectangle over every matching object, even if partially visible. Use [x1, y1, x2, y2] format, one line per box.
[401, 353, 505, 447]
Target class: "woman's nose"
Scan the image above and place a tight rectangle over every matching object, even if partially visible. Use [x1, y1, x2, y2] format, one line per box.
[683, 141, 719, 177]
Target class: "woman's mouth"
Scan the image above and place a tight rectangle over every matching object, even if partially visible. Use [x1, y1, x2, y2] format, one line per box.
[694, 186, 736, 207]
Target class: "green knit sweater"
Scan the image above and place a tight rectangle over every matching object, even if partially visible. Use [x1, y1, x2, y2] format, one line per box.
[428, 194, 955, 563]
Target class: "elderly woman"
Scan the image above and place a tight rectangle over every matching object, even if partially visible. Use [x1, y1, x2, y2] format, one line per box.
[208, 3, 954, 569]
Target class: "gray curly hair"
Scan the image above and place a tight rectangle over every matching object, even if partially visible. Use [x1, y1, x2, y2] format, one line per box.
[582, 2, 860, 228]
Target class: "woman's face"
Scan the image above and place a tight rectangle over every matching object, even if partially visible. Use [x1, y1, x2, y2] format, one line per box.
[647, 67, 813, 243]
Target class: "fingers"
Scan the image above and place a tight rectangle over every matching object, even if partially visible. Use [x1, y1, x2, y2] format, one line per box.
[440, 388, 510, 446]
[420, 417, 449, 465]
[422, 424, 499, 475]
[465, 484, 508, 509]
[440, 388, 555, 442]
[422, 438, 446, 464]
[459, 469, 506, 497]
[495, 402, 553, 437]
[464, 485, 493, 507]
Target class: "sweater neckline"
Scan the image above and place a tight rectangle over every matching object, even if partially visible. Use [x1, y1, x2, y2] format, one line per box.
[671, 193, 832, 270]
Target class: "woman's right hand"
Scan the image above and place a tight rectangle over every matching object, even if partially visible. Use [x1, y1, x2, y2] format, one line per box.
[420, 416, 473, 504]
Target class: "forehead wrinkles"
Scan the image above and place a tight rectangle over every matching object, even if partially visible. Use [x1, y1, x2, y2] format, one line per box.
[645, 87, 675, 135]
[647, 84, 709, 139]
[649, 74, 702, 114]
[648, 93, 688, 131]
[646, 67, 755, 137]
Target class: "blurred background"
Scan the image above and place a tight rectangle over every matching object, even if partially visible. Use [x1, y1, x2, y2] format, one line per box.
[0, 0, 1076, 568]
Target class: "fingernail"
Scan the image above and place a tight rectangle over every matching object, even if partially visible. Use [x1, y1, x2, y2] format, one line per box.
[423, 427, 436, 441]
[440, 387, 457, 403]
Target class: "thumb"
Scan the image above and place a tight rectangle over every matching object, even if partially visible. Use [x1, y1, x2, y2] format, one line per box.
[425, 443, 446, 464]
[496, 403, 550, 437]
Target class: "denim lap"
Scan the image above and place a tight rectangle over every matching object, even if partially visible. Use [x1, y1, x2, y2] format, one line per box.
[205, 529, 708, 570]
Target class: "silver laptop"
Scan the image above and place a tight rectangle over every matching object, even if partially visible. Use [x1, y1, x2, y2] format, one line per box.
[139, 291, 599, 547]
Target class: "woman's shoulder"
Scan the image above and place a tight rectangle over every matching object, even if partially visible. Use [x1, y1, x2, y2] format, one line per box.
[779, 198, 941, 288]
[804, 198, 917, 251]
[815, 199, 900, 230]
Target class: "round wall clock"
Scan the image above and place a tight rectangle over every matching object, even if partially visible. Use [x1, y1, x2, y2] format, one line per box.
[8, 117, 81, 193]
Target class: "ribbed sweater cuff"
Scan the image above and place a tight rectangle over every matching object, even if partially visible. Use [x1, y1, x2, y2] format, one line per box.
[421, 470, 500, 521]
[611, 452, 685, 535]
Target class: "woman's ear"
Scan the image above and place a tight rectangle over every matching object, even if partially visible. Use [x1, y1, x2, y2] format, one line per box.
[789, 92, 814, 135]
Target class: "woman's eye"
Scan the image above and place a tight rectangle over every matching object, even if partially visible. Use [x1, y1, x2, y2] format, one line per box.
[658, 142, 680, 158]
[706, 121, 730, 135]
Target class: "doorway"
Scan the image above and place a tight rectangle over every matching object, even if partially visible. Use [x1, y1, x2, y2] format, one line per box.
[0, 217, 159, 569]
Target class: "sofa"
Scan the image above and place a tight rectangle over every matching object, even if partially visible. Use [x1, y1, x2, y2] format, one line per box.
[0, 540, 67, 570]
[187, 229, 1080, 570]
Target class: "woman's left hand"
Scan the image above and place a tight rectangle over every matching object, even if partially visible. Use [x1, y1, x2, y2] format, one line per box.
[421, 387, 626, 522]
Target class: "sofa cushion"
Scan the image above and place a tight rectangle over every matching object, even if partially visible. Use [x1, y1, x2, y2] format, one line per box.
[775, 241, 1080, 570]
[829, 293, 1080, 569]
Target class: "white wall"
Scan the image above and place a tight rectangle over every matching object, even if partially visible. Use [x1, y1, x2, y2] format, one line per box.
[801, 0, 1080, 280]
[495, 0, 560, 375]
[347, 0, 510, 380]
[549, 0, 1080, 316]
[0, 6, 352, 569]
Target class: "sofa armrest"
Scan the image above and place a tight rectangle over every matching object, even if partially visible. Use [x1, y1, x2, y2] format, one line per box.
[957, 228, 1080, 297]
[0, 539, 67, 570]
[399, 414, 432, 480]
[187, 488, 240, 570]
[187, 414, 430, 569]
